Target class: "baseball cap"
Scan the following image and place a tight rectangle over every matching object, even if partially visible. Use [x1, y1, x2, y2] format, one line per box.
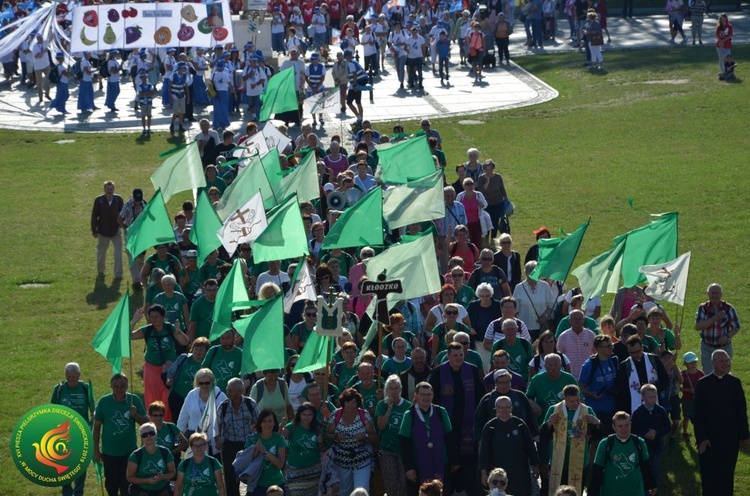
[186, 250, 198, 259]
[323, 183, 335, 192]
[683, 352, 699, 364]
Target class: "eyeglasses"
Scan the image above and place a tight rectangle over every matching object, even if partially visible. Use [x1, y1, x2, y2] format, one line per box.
[629, 349, 643, 356]
[445, 311, 458, 315]
[451, 273, 464, 278]
[500, 241, 511, 245]
[141, 431, 156, 439]
[481, 258, 493, 262]
[491, 480, 507, 486]
[314, 372, 327, 376]
[198, 381, 212, 386]
[306, 313, 317, 317]
[240, 247, 251, 252]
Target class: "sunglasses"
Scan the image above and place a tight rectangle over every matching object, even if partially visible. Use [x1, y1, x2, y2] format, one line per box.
[306, 313, 317, 317]
[198, 381, 212, 386]
[451, 273, 463, 278]
[481, 258, 493, 261]
[141, 431, 156, 439]
[445, 311, 458, 315]
[491, 480, 507, 486]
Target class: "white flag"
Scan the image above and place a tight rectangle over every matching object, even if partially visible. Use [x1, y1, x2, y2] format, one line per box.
[284, 261, 317, 313]
[303, 88, 341, 116]
[233, 133, 269, 172]
[218, 192, 268, 257]
[197, 382, 219, 453]
[262, 121, 293, 154]
[639, 252, 691, 306]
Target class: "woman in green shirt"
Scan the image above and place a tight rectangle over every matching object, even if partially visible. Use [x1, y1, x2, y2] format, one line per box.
[283, 402, 325, 496]
[126, 423, 177, 495]
[374, 375, 412, 496]
[244, 409, 288, 496]
[174, 432, 226, 496]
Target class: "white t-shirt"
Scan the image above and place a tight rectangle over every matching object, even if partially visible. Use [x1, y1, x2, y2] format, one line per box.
[564, 291, 602, 318]
[388, 31, 408, 57]
[406, 35, 425, 59]
[32, 42, 50, 71]
[255, 271, 291, 295]
[361, 32, 378, 57]
[107, 59, 120, 83]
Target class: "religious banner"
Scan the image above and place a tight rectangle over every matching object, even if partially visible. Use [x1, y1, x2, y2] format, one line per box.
[218, 191, 268, 257]
[303, 88, 340, 116]
[316, 295, 345, 337]
[70, 1, 234, 52]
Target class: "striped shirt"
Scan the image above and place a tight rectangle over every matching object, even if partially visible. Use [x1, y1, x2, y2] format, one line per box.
[695, 300, 740, 346]
[556, 328, 597, 379]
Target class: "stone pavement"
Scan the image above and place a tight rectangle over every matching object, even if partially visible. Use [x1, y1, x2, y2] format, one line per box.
[0, 10, 746, 135]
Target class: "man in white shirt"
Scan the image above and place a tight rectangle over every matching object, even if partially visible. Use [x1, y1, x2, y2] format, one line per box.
[405, 26, 425, 91]
[32, 32, 51, 103]
[387, 22, 408, 89]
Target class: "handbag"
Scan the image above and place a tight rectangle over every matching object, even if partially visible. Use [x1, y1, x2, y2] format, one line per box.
[206, 74, 218, 99]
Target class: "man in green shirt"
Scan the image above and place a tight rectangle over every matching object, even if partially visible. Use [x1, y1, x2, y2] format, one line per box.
[491, 319, 534, 382]
[202, 329, 243, 392]
[332, 342, 359, 389]
[51, 362, 94, 496]
[526, 354, 579, 425]
[351, 362, 384, 415]
[188, 279, 219, 342]
[589, 411, 656, 496]
[93, 373, 148, 496]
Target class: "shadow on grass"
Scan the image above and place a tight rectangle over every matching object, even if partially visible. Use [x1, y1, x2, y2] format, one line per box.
[86, 276, 123, 309]
[661, 438, 702, 495]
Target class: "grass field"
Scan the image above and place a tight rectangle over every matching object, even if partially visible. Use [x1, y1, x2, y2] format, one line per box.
[1, 45, 749, 495]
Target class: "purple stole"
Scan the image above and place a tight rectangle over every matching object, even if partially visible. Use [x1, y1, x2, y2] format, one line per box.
[412, 405, 445, 483]
[439, 362, 476, 456]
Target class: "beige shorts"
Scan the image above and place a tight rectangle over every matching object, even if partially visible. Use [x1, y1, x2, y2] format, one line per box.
[140, 103, 153, 117]
[172, 97, 186, 114]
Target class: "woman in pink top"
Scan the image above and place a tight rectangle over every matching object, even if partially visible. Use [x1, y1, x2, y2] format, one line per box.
[715, 13, 733, 72]
[456, 177, 488, 248]
[448, 225, 480, 274]
[324, 141, 350, 178]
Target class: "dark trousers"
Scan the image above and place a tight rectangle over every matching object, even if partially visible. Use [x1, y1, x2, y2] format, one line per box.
[485, 202, 504, 237]
[622, 0, 634, 17]
[168, 390, 185, 422]
[365, 53, 378, 74]
[62, 471, 87, 496]
[406, 57, 422, 87]
[438, 56, 449, 79]
[186, 83, 195, 119]
[495, 37, 510, 63]
[102, 453, 130, 496]
[453, 455, 478, 494]
[223, 440, 245, 496]
[700, 440, 739, 496]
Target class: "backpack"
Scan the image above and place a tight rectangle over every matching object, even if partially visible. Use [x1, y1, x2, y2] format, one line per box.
[254, 378, 289, 404]
[585, 355, 619, 386]
[53, 381, 90, 411]
[333, 406, 367, 429]
[133, 445, 171, 466]
[49, 64, 60, 84]
[219, 397, 256, 425]
[298, 37, 309, 53]
[99, 59, 110, 79]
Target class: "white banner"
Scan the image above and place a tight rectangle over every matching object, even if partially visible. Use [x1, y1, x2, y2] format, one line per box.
[233, 132, 269, 173]
[303, 88, 340, 116]
[218, 192, 268, 257]
[70, 1, 234, 52]
[639, 252, 692, 306]
[262, 121, 293, 154]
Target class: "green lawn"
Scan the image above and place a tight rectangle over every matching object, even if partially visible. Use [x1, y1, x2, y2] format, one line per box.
[1, 46, 749, 495]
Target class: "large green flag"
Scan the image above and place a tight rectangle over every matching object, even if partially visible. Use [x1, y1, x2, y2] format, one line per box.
[252, 194, 310, 263]
[375, 135, 437, 184]
[210, 259, 252, 341]
[189, 190, 223, 263]
[150, 141, 206, 203]
[277, 151, 320, 204]
[125, 189, 176, 259]
[216, 153, 273, 220]
[92, 292, 131, 374]
[572, 212, 678, 304]
[235, 294, 287, 374]
[259, 67, 299, 122]
[382, 169, 445, 230]
[294, 331, 333, 374]
[619, 212, 678, 287]
[322, 186, 384, 250]
[364, 231, 441, 307]
[261, 148, 284, 204]
[530, 220, 590, 281]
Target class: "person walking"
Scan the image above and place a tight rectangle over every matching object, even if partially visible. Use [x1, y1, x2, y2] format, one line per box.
[91, 180, 124, 279]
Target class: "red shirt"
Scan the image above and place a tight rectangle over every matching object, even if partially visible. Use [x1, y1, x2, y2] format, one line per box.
[345, 0, 359, 15]
[716, 23, 732, 49]
[302, 0, 315, 23]
[329, 0, 342, 19]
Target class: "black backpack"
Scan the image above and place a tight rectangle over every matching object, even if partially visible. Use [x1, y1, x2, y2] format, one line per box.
[49, 64, 60, 84]
[604, 433, 644, 465]
[99, 59, 110, 79]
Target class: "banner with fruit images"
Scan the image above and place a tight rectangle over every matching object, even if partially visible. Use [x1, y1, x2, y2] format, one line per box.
[70, 1, 234, 53]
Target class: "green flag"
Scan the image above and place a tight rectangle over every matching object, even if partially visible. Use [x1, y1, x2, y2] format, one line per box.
[619, 212, 678, 287]
[252, 194, 310, 263]
[322, 186, 384, 250]
[400, 224, 437, 244]
[294, 332, 333, 374]
[571, 212, 678, 304]
[375, 135, 437, 184]
[210, 259, 252, 341]
[215, 151, 276, 220]
[277, 150, 320, 204]
[235, 294, 287, 374]
[92, 292, 131, 374]
[261, 148, 283, 202]
[150, 141, 206, 203]
[364, 231, 441, 307]
[356, 301, 379, 364]
[189, 190, 223, 263]
[125, 190, 176, 259]
[259, 67, 299, 122]
[530, 220, 590, 281]
[382, 169, 445, 230]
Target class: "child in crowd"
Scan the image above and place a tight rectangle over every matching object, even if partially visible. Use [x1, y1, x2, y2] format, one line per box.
[661, 350, 683, 447]
[719, 55, 737, 80]
[679, 351, 705, 442]
[631, 384, 671, 492]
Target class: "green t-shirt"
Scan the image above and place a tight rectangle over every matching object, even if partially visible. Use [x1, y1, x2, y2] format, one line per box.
[153, 291, 189, 330]
[594, 435, 650, 496]
[146, 282, 184, 305]
[374, 398, 412, 454]
[381, 356, 412, 376]
[205, 177, 228, 195]
[52, 382, 91, 420]
[399, 405, 452, 464]
[128, 447, 174, 492]
[95, 393, 147, 456]
[146, 253, 181, 275]
[455, 284, 475, 308]
[202, 346, 243, 392]
[156, 422, 181, 451]
[492, 338, 534, 381]
[646, 328, 676, 351]
[141, 323, 178, 366]
[353, 380, 382, 413]
[555, 316, 600, 337]
[177, 455, 223, 496]
[290, 322, 315, 348]
[190, 295, 216, 341]
[382, 331, 417, 357]
[332, 362, 358, 390]
[243, 432, 287, 487]
[284, 422, 321, 468]
[174, 357, 204, 398]
[526, 371, 579, 425]
[435, 349, 484, 372]
[251, 381, 291, 424]
[431, 321, 471, 353]
[178, 267, 202, 299]
[542, 404, 596, 467]
[199, 259, 228, 284]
